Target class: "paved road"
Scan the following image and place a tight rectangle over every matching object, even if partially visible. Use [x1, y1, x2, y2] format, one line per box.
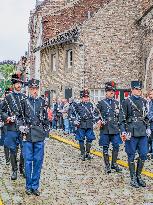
[0, 137, 153, 205]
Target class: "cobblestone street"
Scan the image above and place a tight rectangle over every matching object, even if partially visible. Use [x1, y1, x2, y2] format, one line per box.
[0, 133, 153, 205]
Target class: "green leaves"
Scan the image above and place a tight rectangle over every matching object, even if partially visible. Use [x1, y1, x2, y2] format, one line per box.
[0, 64, 16, 80]
[0, 63, 15, 96]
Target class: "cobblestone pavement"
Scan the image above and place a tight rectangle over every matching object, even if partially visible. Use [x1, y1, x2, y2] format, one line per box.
[0, 133, 153, 205]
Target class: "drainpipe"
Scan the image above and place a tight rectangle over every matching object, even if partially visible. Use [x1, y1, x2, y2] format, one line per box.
[144, 46, 153, 90]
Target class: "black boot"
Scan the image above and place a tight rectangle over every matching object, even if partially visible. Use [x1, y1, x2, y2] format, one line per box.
[10, 152, 18, 180]
[33, 189, 40, 196]
[4, 146, 10, 165]
[111, 150, 122, 172]
[85, 142, 92, 160]
[128, 161, 139, 188]
[136, 159, 146, 187]
[79, 142, 85, 161]
[19, 154, 25, 178]
[103, 153, 111, 174]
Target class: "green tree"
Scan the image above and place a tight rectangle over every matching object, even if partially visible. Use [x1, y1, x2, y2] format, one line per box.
[0, 63, 16, 80]
[0, 63, 16, 96]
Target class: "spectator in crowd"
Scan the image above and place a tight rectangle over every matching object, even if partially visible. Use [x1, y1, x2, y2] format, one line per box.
[68, 98, 78, 135]
[47, 105, 52, 128]
[57, 98, 64, 130]
[61, 99, 70, 134]
[142, 91, 151, 111]
[51, 98, 58, 129]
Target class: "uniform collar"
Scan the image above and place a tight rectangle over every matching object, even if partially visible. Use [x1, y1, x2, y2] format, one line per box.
[106, 97, 113, 101]
[29, 96, 39, 101]
[13, 90, 21, 95]
[131, 95, 140, 100]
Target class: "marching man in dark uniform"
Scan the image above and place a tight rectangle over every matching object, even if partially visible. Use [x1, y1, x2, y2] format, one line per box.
[120, 81, 148, 188]
[75, 89, 95, 161]
[68, 98, 79, 134]
[96, 82, 122, 174]
[0, 74, 26, 180]
[20, 79, 49, 196]
[0, 88, 13, 165]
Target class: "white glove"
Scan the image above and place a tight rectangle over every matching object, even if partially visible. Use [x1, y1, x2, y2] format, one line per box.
[0, 121, 4, 128]
[19, 126, 28, 133]
[146, 128, 151, 137]
[126, 132, 132, 140]
[10, 116, 16, 122]
[121, 132, 132, 141]
[74, 120, 80, 126]
[121, 132, 127, 136]
[93, 123, 98, 129]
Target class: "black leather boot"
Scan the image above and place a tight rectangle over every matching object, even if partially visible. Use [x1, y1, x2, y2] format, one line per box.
[128, 161, 139, 188]
[19, 153, 25, 178]
[10, 152, 18, 180]
[111, 150, 122, 172]
[33, 189, 40, 196]
[136, 158, 146, 187]
[85, 142, 92, 160]
[79, 142, 85, 161]
[103, 153, 111, 174]
[4, 146, 10, 165]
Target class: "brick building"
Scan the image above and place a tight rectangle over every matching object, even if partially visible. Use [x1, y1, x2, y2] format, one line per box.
[28, 0, 69, 79]
[29, 0, 153, 102]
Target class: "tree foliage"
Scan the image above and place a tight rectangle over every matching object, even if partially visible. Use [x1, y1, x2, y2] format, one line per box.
[0, 63, 16, 80]
[0, 63, 16, 96]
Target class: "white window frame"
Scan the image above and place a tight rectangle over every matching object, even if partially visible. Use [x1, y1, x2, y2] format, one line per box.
[66, 49, 73, 69]
[51, 53, 56, 72]
[90, 89, 105, 103]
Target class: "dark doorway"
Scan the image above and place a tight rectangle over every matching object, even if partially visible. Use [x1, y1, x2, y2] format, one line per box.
[65, 88, 72, 100]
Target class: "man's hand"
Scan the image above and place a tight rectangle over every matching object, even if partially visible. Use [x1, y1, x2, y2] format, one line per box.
[6, 116, 16, 123]
[6, 117, 11, 124]
[74, 120, 80, 126]
[97, 120, 102, 128]
[0, 121, 4, 128]
[121, 132, 127, 142]
[146, 128, 151, 137]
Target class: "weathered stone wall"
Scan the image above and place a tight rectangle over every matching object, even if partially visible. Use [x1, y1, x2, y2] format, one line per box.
[40, 0, 153, 98]
[42, 0, 112, 42]
[79, 0, 153, 90]
[40, 43, 85, 97]
[139, 7, 153, 91]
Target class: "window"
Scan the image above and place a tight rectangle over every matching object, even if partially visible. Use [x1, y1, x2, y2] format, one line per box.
[51, 53, 56, 71]
[90, 89, 105, 103]
[66, 0, 74, 3]
[66, 49, 73, 69]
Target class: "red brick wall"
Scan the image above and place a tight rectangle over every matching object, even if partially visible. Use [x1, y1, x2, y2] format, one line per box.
[140, 0, 152, 12]
[42, 0, 112, 42]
